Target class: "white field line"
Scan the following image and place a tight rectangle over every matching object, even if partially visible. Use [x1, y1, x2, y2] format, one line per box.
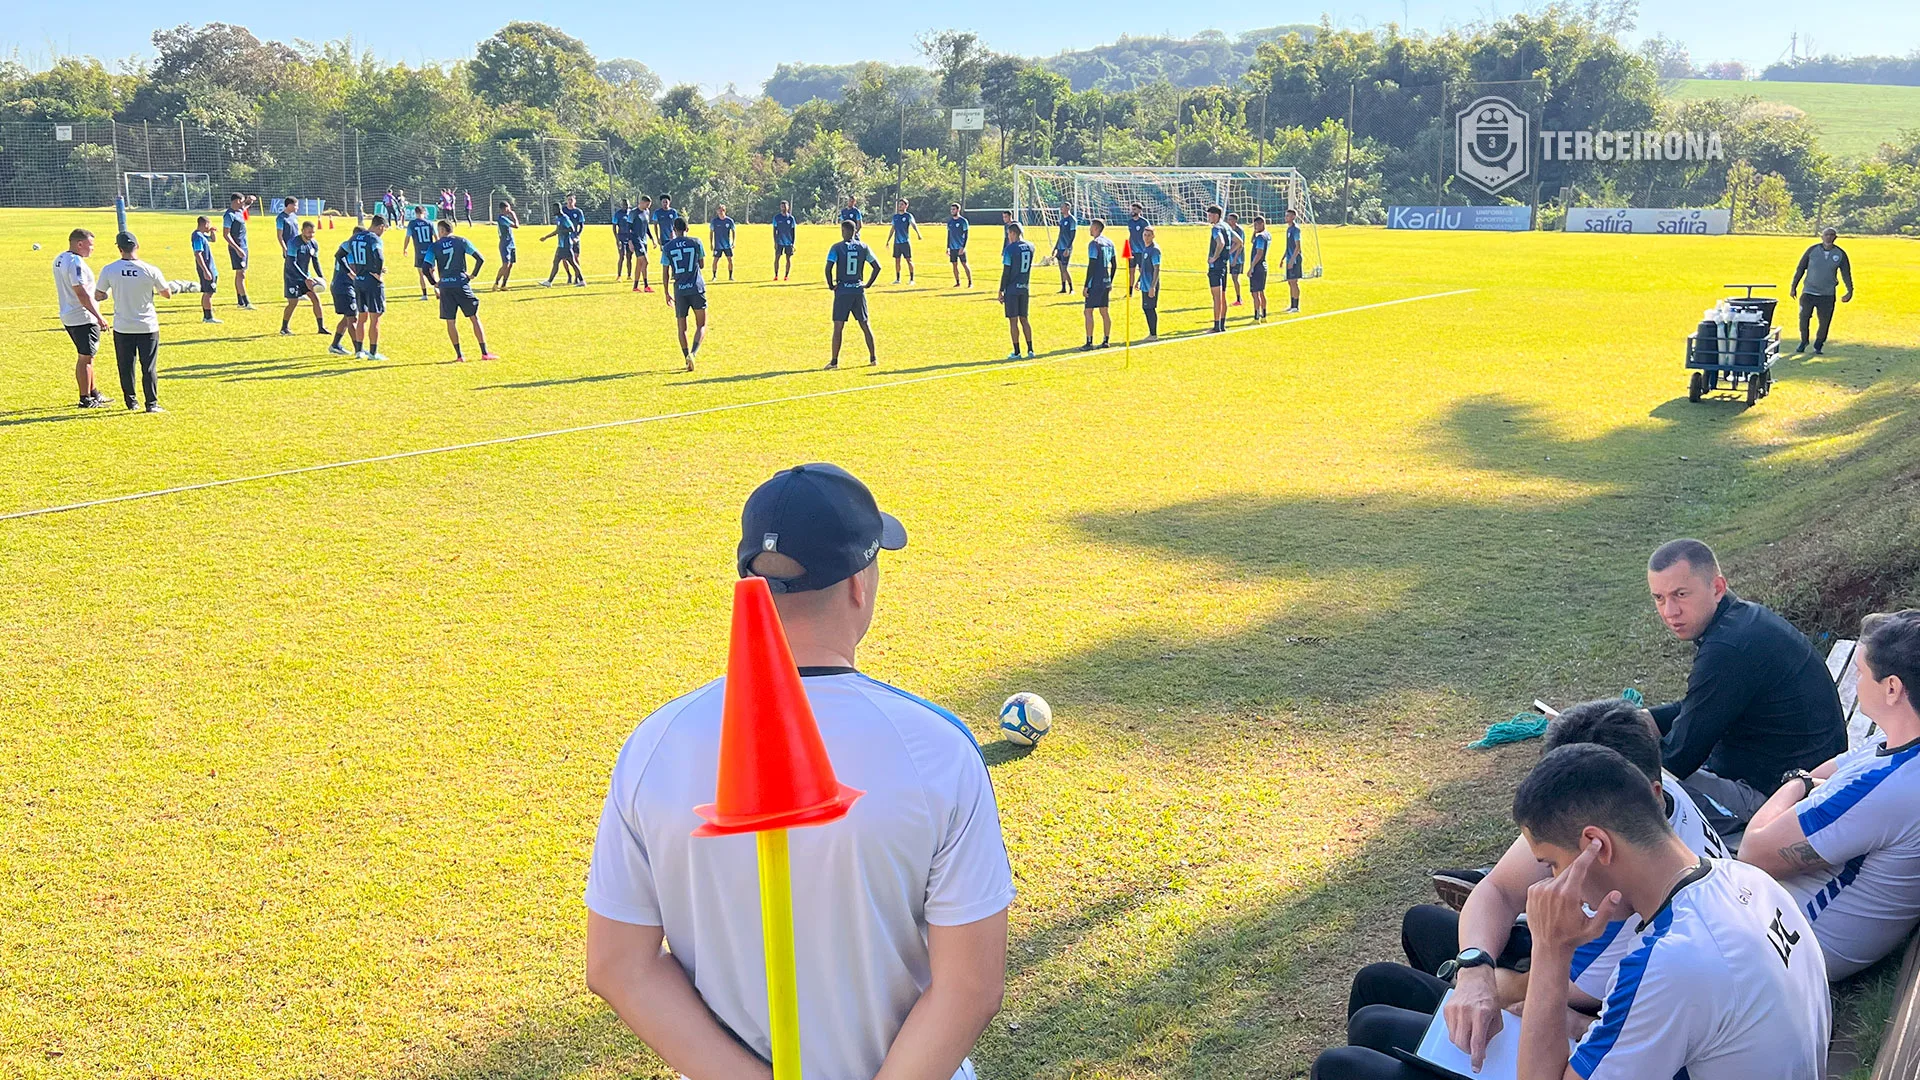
[2, 289, 1476, 523]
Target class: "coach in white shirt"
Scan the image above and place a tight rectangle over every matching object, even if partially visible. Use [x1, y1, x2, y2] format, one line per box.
[585, 463, 1015, 1080]
[53, 227, 110, 408]
[1741, 609, 1920, 979]
[1518, 744, 1828, 1080]
[93, 230, 172, 413]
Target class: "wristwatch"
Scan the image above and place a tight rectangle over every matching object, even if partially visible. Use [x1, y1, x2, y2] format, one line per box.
[1435, 947, 1495, 982]
[1782, 769, 1816, 798]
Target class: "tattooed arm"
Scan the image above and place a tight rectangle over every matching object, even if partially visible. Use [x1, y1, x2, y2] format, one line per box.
[1739, 765, 1837, 878]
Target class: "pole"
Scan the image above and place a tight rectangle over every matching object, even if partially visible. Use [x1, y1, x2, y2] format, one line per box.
[1341, 84, 1355, 226]
[897, 105, 906, 200]
[1258, 95, 1267, 168]
[756, 829, 802, 1080]
[959, 129, 968, 211]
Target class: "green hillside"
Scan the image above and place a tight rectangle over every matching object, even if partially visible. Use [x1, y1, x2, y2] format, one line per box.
[1668, 78, 1920, 160]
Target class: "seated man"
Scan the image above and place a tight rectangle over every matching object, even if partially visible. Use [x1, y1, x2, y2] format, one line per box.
[1646, 539, 1846, 833]
[1316, 699, 1727, 1077]
[1740, 609, 1920, 979]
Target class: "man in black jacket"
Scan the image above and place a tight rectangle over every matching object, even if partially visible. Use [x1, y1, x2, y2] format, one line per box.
[1646, 538, 1846, 834]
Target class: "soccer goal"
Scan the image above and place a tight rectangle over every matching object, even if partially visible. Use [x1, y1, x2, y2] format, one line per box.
[123, 172, 214, 212]
[1014, 165, 1323, 278]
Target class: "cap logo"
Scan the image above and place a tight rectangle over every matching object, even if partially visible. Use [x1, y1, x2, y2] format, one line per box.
[762, 533, 779, 552]
[863, 539, 880, 561]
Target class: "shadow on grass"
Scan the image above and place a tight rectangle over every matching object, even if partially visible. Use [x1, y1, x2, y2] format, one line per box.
[475, 371, 651, 391]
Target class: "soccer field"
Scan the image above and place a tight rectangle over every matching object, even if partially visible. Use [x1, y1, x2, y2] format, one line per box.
[4, 210, 1918, 1078]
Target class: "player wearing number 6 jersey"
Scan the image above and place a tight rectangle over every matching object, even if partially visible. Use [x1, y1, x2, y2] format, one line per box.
[824, 220, 880, 369]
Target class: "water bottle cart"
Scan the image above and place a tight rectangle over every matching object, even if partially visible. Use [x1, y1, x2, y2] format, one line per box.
[1687, 284, 1781, 405]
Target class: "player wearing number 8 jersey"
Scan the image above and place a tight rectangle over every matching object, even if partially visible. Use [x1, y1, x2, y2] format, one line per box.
[999, 223, 1035, 359]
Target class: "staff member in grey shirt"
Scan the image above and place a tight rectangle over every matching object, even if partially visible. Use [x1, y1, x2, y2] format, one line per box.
[1790, 228, 1854, 355]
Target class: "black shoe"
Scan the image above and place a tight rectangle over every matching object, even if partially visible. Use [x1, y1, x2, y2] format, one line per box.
[1081, 342, 1094, 351]
[125, 398, 138, 410]
[1796, 339, 1808, 352]
[1432, 868, 1490, 911]
[1814, 343, 1824, 354]
[1100, 340, 1110, 349]
[280, 327, 294, 336]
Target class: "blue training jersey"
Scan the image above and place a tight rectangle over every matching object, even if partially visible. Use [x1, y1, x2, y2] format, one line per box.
[406, 218, 435, 253]
[346, 231, 384, 274]
[223, 208, 248, 249]
[654, 207, 678, 244]
[332, 235, 358, 285]
[773, 213, 797, 245]
[563, 206, 585, 236]
[1251, 230, 1270, 267]
[1138, 244, 1162, 293]
[1208, 223, 1232, 266]
[827, 239, 878, 289]
[891, 212, 914, 243]
[710, 216, 735, 249]
[1229, 224, 1246, 267]
[1286, 222, 1302, 264]
[191, 231, 214, 273]
[433, 235, 483, 284]
[276, 212, 300, 258]
[946, 216, 969, 250]
[1085, 236, 1116, 287]
[1127, 215, 1148, 253]
[1002, 239, 1035, 290]
[840, 205, 863, 226]
[1055, 213, 1077, 251]
[289, 238, 321, 278]
[661, 235, 706, 291]
[496, 214, 516, 245]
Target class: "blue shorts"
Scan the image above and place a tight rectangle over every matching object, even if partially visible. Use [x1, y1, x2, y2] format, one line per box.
[353, 278, 386, 315]
[1285, 258, 1304, 281]
[500, 243, 516, 264]
[1208, 263, 1228, 288]
[1084, 284, 1110, 309]
[1003, 291, 1029, 319]
[1249, 266, 1268, 292]
[892, 242, 912, 258]
[673, 287, 707, 318]
[331, 282, 357, 317]
[415, 252, 434, 269]
[774, 243, 794, 256]
[438, 281, 479, 320]
[832, 288, 868, 323]
[714, 244, 733, 256]
[948, 247, 967, 262]
[229, 249, 249, 271]
[284, 266, 316, 300]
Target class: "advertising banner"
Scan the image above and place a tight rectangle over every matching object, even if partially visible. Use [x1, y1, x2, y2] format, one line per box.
[1565, 207, 1732, 235]
[1387, 205, 1533, 231]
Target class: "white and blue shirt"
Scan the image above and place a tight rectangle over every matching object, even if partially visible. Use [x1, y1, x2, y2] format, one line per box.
[1569, 859, 1827, 1080]
[585, 670, 1013, 1080]
[1783, 735, 1920, 979]
[773, 212, 797, 246]
[946, 216, 969, 251]
[1570, 773, 1730, 1000]
[1054, 212, 1077, 253]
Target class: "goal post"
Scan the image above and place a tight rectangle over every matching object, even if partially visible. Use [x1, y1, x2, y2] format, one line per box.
[1014, 165, 1323, 278]
[122, 172, 214, 212]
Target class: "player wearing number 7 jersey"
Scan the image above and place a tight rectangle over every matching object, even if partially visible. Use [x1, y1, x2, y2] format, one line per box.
[1512, 744, 1827, 1080]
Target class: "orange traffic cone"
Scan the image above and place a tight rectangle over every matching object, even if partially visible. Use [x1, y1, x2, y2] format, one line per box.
[693, 577, 863, 836]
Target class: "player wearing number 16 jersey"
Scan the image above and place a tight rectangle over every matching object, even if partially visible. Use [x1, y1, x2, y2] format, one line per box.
[824, 220, 880, 370]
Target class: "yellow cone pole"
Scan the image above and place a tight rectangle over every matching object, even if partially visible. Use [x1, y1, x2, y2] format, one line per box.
[756, 828, 802, 1080]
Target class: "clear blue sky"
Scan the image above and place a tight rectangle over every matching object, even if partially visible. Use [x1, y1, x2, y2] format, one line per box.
[7, 1, 1917, 95]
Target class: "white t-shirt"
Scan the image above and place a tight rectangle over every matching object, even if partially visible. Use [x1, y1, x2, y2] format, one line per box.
[1783, 736, 1920, 979]
[1569, 772, 1730, 999]
[1569, 859, 1829, 1080]
[586, 670, 1015, 1080]
[52, 251, 96, 326]
[97, 258, 168, 334]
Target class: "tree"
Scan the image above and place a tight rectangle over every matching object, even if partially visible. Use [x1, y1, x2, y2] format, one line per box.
[919, 30, 988, 106]
[596, 59, 662, 99]
[659, 84, 711, 126]
[2, 58, 131, 121]
[470, 22, 595, 110]
[1639, 34, 1695, 79]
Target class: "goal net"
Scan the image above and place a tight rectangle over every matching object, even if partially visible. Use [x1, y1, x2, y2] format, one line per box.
[1014, 166, 1323, 278]
[123, 172, 214, 212]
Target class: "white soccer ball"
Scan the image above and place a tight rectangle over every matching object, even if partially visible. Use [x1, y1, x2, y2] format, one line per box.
[32, 243, 40, 250]
[998, 692, 1053, 746]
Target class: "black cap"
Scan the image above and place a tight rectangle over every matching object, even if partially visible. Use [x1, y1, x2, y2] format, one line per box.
[114, 231, 136, 248]
[738, 464, 907, 593]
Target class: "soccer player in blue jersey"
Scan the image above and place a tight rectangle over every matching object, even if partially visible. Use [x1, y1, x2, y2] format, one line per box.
[653, 194, 678, 247]
[660, 218, 708, 371]
[1247, 215, 1270, 322]
[888, 198, 921, 284]
[999, 222, 1036, 359]
[493, 200, 520, 291]
[613, 199, 633, 282]
[945, 203, 971, 288]
[1205, 204, 1230, 333]
[772, 200, 797, 280]
[222, 192, 255, 309]
[403, 205, 438, 299]
[840, 194, 863, 234]
[1283, 207, 1303, 314]
[432, 218, 497, 362]
[1081, 219, 1117, 350]
[275, 196, 300, 265]
[1225, 212, 1246, 307]
[541, 203, 582, 287]
[1125, 202, 1149, 296]
[824, 219, 881, 370]
[1052, 201, 1076, 293]
[563, 195, 586, 283]
[279, 220, 327, 336]
[191, 216, 220, 323]
[345, 216, 389, 360]
[1138, 225, 1162, 340]
[630, 195, 655, 292]
[328, 223, 363, 356]
[709, 205, 737, 281]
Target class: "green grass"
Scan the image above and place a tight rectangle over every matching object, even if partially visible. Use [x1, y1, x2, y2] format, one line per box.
[1667, 78, 1920, 160]
[3, 209, 1919, 1078]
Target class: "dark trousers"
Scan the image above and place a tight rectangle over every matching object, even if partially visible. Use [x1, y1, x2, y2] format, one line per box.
[1678, 766, 1767, 838]
[1142, 293, 1158, 336]
[1799, 293, 1836, 348]
[113, 330, 159, 407]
